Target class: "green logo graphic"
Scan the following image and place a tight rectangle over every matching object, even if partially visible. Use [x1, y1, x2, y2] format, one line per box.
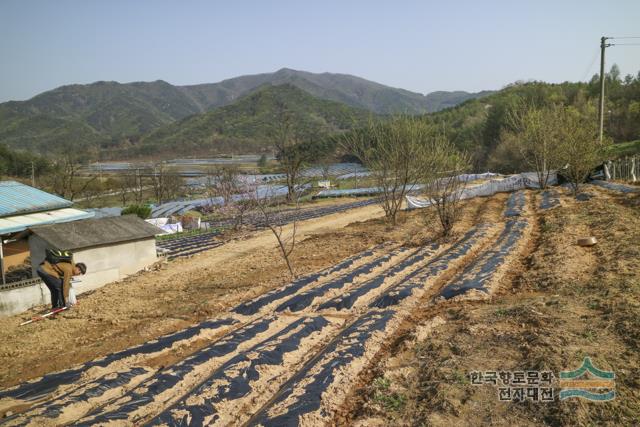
[559, 357, 615, 401]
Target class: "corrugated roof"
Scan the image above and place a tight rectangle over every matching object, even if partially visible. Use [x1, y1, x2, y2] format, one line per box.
[0, 181, 72, 218]
[0, 208, 94, 235]
[30, 215, 162, 251]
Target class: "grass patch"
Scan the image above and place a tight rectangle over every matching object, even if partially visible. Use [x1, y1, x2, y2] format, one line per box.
[372, 376, 407, 412]
[606, 140, 640, 158]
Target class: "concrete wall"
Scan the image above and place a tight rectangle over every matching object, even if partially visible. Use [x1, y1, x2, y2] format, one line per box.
[0, 280, 51, 317]
[0, 237, 158, 316]
[71, 239, 158, 294]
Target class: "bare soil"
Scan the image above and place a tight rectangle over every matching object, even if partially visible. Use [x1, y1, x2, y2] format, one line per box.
[349, 187, 640, 426]
[0, 202, 387, 389]
[2, 187, 637, 426]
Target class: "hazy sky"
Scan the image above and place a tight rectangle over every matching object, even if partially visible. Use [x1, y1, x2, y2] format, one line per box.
[1, 0, 639, 102]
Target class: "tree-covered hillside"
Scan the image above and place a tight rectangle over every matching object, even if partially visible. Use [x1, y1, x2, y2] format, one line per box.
[425, 65, 640, 172]
[132, 84, 374, 157]
[0, 69, 491, 156]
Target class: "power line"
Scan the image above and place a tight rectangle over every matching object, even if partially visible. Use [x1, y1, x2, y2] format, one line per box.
[610, 43, 640, 46]
[580, 47, 600, 81]
[609, 36, 640, 39]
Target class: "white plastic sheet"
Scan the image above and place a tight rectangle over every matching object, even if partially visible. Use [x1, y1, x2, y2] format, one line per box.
[406, 172, 557, 210]
[145, 217, 169, 227]
[159, 223, 183, 234]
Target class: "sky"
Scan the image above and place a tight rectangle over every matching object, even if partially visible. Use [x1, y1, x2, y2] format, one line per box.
[1, 0, 639, 103]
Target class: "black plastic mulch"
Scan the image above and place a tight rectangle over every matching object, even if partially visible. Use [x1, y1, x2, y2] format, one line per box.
[232, 245, 384, 316]
[438, 219, 527, 300]
[75, 317, 275, 425]
[505, 190, 526, 217]
[591, 180, 640, 194]
[318, 244, 439, 311]
[246, 310, 395, 427]
[274, 249, 407, 313]
[370, 226, 488, 308]
[0, 317, 237, 402]
[148, 316, 331, 426]
[539, 190, 560, 209]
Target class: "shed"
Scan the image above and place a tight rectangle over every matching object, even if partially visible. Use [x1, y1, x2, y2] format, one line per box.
[29, 215, 162, 294]
[0, 181, 93, 285]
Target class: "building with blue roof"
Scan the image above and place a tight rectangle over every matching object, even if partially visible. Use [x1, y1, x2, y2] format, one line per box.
[0, 181, 93, 285]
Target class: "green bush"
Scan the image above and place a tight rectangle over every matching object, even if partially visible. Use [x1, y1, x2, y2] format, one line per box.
[121, 204, 152, 219]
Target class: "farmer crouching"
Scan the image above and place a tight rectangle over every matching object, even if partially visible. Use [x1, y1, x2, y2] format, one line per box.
[37, 257, 87, 310]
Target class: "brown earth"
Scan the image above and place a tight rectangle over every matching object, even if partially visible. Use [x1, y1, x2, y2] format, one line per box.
[0, 201, 387, 389]
[0, 195, 468, 391]
[0, 192, 500, 423]
[3, 186, 636, 426]
[348, 186, 640, 426]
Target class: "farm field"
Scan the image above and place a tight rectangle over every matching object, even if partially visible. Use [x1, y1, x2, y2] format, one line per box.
[157, 198, 378, 260]
[0, 185, 638, 426]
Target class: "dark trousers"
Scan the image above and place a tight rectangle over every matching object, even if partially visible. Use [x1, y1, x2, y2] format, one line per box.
[37, 267, 65, 309]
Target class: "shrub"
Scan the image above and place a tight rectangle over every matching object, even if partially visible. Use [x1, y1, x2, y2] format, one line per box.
[121, 204, 152, 219]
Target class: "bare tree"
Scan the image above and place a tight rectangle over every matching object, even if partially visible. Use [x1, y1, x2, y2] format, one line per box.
[150, 162, 184, 204]
[46, 153, 97, 201]
[557, 106, 610, 196]
[272, 103, 326, 202]
[113, 176, 129, 206]
[254, 187, 299, 278]
[77, 178, 105, 207]
[231, 198, 256, 229]
[205, 165, 241, 205]
[203, 166, 256, 229]
[343, 116, 431, 226]
[127, 169, 146, 204]
[505, 103, 564, 189]
[423, 136, 471, 237]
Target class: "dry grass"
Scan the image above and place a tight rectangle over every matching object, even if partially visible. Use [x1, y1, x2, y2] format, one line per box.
[351, 188, 640, 426]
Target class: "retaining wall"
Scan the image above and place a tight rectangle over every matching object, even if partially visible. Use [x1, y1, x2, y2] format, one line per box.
[0, 278, 51, 317]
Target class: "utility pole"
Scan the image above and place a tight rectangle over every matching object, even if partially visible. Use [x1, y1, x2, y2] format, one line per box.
[598, 36, 612, 143]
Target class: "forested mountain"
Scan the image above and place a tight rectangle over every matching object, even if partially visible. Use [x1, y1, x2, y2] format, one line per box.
[0, 80, 200, 153]
[133, 84, 373, 157]
[181, 68, 491, 114]
[2, 65, 636, 166]
[0, 68, 490, 155]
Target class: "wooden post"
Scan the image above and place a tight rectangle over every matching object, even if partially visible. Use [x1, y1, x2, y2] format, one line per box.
[0, 238, 5, 285]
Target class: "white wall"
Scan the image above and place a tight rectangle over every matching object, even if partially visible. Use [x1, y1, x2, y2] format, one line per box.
[71, 239, 157, 293]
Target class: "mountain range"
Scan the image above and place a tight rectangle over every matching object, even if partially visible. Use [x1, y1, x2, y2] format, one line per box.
[0, 68, 493, 156]
[135, 84, 373, 157]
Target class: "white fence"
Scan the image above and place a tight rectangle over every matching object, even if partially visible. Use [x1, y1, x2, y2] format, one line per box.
[604, 156, 639, 182]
